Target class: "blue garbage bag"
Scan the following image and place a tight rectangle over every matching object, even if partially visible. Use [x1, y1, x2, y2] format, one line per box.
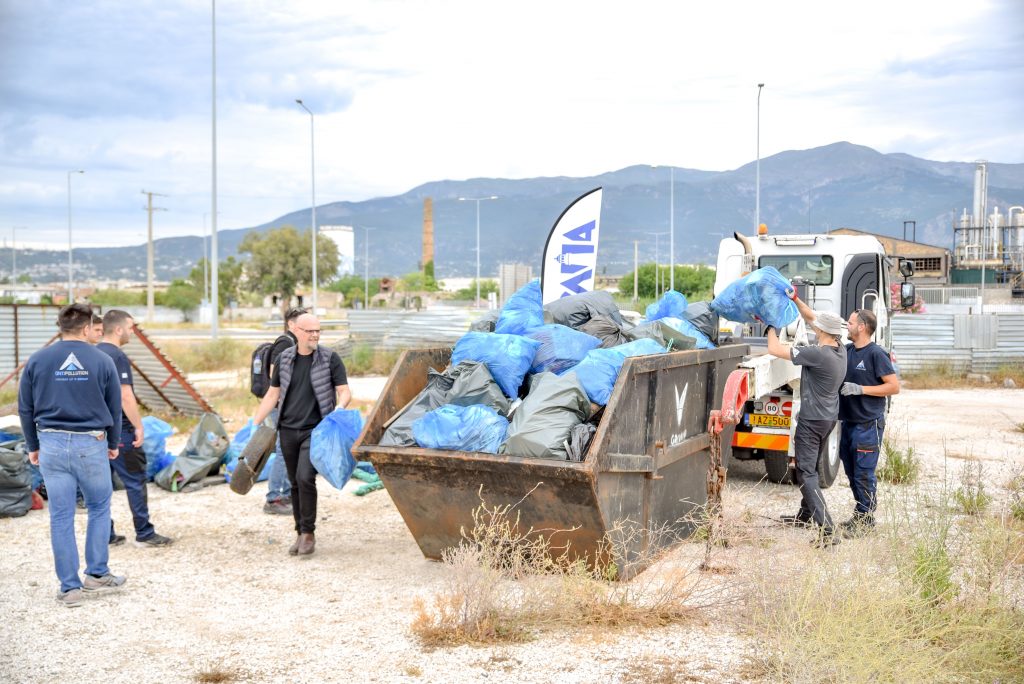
[413, 404, 508, 454]
[309, 409, 365, 490]
[141, 413, 173, 456]
[568, 339, 666, 405]
[710, 266, 799, 329]
[661, 317, 716, 349]
[645, 290, 688, 322]
[527, 324, 601, 375]
[495, 280, 544, 335]
[613, 338, 667, 357]
[451, 331, 541, 399]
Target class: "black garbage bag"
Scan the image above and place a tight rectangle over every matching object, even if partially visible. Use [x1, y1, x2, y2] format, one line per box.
[682, 301, 719, 345]
[468, 309, 500, 333]
[626, 320, 697, 351]
[0, 446, 33, 517]
[577, 314, 632, 349]
[380, 361, 510, 447]
[543, 291, 622, 329]
[499, 372, 591, 460]
[565, 423, 597, 462]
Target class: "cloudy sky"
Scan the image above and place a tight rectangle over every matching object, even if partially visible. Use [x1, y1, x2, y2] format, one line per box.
[1, 0, 1022, 248]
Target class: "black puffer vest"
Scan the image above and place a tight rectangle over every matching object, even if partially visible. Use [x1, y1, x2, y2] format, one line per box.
[276, 346, 337, 421]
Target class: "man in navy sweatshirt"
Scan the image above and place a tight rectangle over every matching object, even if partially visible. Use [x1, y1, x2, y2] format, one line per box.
[19, 303, 127, 607]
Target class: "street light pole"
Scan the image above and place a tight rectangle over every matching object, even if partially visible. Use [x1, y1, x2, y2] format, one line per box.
[648, 231, 668, 300]
[211, 0, 219, 340]
[363, 226, 375, 308]
[67, 169, 84, 303]
[202, 213, 210, 304]
[296, 99, 317, 313]
[756, 83, 764, 232]
[669, 166, 675, 292]
[458, 196, 498, 308]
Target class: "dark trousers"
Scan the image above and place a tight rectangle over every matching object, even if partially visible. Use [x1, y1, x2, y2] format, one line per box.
[110, 428, 155, 541]
[279, 426, 317, 534]
[792, 418, 835, 532]
[840, 418, 884, 516]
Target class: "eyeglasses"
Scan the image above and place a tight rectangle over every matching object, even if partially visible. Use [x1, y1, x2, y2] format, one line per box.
[298, 328, 321, 335]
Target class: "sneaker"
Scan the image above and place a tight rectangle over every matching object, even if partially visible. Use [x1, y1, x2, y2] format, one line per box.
[109, 533, 126, 546]
[779, 514, 813, 528]
[82, 573, 127, 593]
[263, 499, 293, 516]
[134, 532, 173, 548]
[57, 588, 84, 607]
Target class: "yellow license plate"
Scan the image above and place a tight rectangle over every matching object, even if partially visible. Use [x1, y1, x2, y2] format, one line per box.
[749, 414, 791, 428]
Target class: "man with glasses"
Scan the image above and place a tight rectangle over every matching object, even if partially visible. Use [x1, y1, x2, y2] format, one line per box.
[253, 313, 351, 557]
[260, 307, 305, 516]
[838, 309, 899, 537]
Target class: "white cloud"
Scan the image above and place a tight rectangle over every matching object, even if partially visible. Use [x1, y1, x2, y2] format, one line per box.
[0, 0, 1021, 247]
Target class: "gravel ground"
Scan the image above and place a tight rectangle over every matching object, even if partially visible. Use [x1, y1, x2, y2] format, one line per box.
[1, 387, 1021, 684]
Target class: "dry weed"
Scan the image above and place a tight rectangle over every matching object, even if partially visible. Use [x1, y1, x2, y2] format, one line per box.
[410, 488, 736, 647]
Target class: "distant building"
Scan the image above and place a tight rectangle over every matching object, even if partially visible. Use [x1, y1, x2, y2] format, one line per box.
[320, 225, 355, 276]
[498, 263, 533, 305]
[828, 228, 950, 285]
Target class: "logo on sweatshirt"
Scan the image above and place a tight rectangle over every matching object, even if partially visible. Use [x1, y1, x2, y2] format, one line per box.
[855, 360, 866, 371]
[55, 352, 89, 380]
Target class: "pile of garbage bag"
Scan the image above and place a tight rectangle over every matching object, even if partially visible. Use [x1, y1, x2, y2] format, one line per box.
[155, 413, 229, 492]
[710, 266, 798, 329]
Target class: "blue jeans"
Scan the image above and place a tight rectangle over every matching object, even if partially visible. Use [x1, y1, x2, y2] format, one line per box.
[37, 432, 113, 593]
[266, 410, 291, 503]
[840, 417, 884, 516]
[110, 428, 156, 541]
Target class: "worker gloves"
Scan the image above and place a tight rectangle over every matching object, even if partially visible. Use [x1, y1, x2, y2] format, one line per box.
[840, 382, 864, 396]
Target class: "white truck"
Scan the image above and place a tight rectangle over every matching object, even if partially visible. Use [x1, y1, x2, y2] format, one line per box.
[713, 228, 915, 486]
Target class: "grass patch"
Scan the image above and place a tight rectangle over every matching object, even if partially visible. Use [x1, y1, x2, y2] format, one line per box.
[191, 661, 246, 683]
[1005, 470, 1024, 523]
[878, 438, 920, 485]
[410, 490, 726, 647]
[159, 339, 252, 374]
[954, 461, 993, 516]
[903, 360, 1024, 389]
[343, 343, 401, 376]
[748, 487, 1024, 683]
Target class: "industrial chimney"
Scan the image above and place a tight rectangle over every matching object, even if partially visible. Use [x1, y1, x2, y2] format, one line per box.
[422, 197, 434, 275]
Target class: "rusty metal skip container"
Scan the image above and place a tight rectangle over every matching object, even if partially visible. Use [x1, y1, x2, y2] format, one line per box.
[352, 344, 746, 578]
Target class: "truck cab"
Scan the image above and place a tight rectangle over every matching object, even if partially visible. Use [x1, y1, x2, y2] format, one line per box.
[713, 230, 894, 486]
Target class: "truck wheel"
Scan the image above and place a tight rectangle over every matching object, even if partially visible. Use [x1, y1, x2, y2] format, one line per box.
[817, 424, 842, 488]
[764, 450, 792, 484]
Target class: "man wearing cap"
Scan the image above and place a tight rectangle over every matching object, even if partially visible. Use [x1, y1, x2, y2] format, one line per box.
[838, 308, 899, 536]
[765, 292, 847, 547]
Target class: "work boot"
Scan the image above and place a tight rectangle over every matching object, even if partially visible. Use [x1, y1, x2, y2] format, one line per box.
[297, 532, 315, 557]
[779, 513, 813, 528]
[840, 513, 876, 539]
[263, 499, 292, 516]
[811, 529, 841, 550]
[288, 535, 301, 556]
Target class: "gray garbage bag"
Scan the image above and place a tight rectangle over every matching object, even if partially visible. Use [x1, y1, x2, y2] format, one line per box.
[0, 447, 32, 517]
[683, 301, 719, 345]
[155, 413, 229, 492]
[543, 291, 623, 329]
[499, 372, 591, 460]
[565, 423, 597, 462]
[577, 314, 632, 349]
[380, 361, 510, 447]
[469, 309, 500, 333]
[626, 320, 697, 351]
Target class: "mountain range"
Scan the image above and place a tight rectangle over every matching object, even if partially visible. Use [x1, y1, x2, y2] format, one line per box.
[13, 142, 1024, 282]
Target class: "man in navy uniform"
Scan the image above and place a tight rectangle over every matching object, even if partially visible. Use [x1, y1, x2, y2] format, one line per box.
[19, 303, 127, 607]
[97, 310, 172, 548]
[838, 309, 900, 536]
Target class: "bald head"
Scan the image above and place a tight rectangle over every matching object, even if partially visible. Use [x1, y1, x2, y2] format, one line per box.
[293, 313, 322, 353]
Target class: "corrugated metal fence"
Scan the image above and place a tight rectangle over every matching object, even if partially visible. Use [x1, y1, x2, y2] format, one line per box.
[891, 313, 1024, 373]
[0, 305, 62, 379]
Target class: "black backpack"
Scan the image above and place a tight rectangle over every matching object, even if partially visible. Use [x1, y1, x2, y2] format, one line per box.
[250, 335, 290, 398]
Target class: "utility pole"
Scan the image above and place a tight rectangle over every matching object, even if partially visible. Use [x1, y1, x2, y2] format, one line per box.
[142, 190, 167, 323]
[211, 0, 219, 340]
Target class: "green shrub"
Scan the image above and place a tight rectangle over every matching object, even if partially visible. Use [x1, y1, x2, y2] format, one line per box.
[878, 439, 920, 484]
[954, 461, 993, 516]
